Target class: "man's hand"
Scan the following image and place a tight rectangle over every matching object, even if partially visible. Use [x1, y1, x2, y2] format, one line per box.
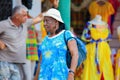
[0, 40, 6, 49]
[32, 13, 44, 25]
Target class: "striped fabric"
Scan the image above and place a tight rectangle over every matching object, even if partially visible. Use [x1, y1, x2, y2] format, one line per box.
[26, 26, 39, 61]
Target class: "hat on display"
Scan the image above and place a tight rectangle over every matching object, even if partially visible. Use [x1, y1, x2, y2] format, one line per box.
[43, 8, 64, 23]
[89, 15, 106, 25]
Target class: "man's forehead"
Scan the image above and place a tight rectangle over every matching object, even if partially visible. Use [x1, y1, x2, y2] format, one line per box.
[19, 9, 28, 15]
[21, 9, 27, 13]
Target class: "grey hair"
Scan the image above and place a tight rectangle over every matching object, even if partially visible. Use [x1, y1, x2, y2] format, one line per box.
[12, 5, 28, 16]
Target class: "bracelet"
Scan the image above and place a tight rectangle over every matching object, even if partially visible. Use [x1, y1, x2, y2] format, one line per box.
[69, 69, 75, 75]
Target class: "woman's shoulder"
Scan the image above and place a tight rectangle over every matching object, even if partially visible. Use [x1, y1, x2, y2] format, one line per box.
[64, 30, 74, 37]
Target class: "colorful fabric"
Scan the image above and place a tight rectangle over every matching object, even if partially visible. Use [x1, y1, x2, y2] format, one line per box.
[40, 21, 47, 40]
[71, 0, 90, 36]
[115, 49, 120, 80]
[81, 24, 114, 80]
[89, 1, 115, 23]
[109, 0, 120, 13]
[75, 66, 83, 80]
[38, 30, 74, 80]
[26, 25, 38, 61]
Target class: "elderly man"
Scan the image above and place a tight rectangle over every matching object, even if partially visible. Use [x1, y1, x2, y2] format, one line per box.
[0, 5, 43, 80]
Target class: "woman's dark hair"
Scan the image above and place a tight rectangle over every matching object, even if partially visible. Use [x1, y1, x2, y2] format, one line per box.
[55, 22, 65, 34]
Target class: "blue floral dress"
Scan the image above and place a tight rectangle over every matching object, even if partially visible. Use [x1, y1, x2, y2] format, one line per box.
[38, 30, 74, 80]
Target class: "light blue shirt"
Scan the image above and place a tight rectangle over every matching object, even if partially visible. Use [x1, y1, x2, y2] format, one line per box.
[38, 30, 74, 80]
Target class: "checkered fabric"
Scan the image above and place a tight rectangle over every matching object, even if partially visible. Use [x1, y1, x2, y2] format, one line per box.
[26, 26, 39, 61]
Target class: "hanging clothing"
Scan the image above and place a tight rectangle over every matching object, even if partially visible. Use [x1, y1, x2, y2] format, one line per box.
[115, 49, 120, 80]
[71, 0, 90, 36]
[81, 24, 114, 80]
[89, 1, 115, 34]
[0, 0, 12, 21]
[109, 0, 120, 14]
[26, 25, 39, 61]
[89, 1, 115, 23]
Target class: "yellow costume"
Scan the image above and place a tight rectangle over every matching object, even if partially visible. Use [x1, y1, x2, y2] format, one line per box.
[81, 15, 114, 80]
[115, 49, 120, 80]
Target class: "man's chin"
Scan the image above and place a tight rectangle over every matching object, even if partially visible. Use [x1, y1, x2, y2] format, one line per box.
[23, 21, 27, 23]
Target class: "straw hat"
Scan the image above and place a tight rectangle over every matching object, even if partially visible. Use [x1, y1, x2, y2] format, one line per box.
[43, 8, 64, 23]
[89, 15, 106, 25]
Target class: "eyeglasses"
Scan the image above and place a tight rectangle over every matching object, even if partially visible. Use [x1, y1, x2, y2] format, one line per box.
[44, 19, 53, 24]
[44, 18, 56, 24]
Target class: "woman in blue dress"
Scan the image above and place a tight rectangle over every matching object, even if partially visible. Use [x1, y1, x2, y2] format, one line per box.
[34, 8, 78, 80]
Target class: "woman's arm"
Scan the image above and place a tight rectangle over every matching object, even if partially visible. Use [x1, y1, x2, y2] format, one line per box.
[34, 55, 42, 80]
[67, 39, 79, 80]
[34, 62, 40, 80]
